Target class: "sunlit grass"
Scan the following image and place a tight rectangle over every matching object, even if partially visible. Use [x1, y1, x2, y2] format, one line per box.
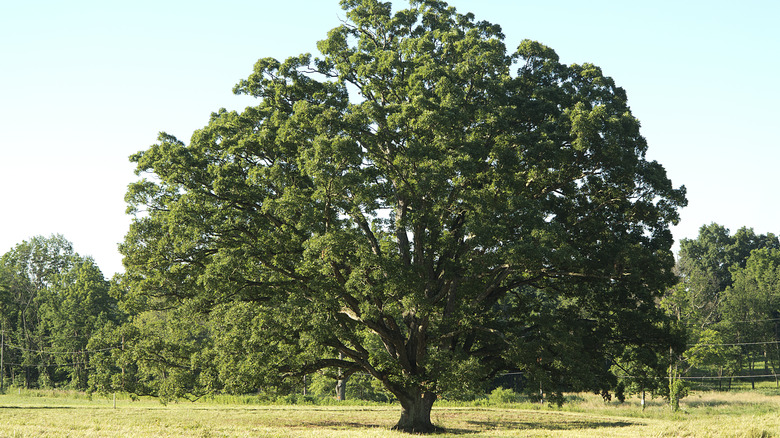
[0, 389, 779, 437]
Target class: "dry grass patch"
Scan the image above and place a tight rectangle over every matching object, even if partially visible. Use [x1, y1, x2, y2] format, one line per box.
[0, 390, 779, 437]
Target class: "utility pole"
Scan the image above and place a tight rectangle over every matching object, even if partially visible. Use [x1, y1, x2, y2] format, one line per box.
[669, 347, 674, 412]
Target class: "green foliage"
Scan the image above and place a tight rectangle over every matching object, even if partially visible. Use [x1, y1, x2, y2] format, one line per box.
[670, 224, 779, 329]
[614, 381, 626, 403]
[132, 306, 216, 401]
[684, 329, 737, 372]
[665, 224, 780, 387]
[487, 387, 519, 405]
[669, 378, 688, 412]
[120, 0, 685, 431]
[0, 235, 120, 390]
[87, 320, 133, 394]
[308, 372, 393, 402]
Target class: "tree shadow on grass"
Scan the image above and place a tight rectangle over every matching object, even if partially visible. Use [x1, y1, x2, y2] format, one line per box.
[420, 416, 638, 435]
[464, 418, 635, 431]
[296, 418, 636, 435]
[680, 398, 775, 408]
[295, 420, 391, 431]
[683, 400, 733, 408]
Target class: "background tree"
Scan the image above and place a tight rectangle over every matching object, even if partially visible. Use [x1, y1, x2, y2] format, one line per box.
[683, 328, 739, 389]
[0, 264, 18, 390]
[665, 225, 779, 388]
[672, 224, 779, 329]
[0, 235, 77, 387]
[0, 235, 118, 389]
[38, 257, 118, 389]
[121, 0, 686, 432]
[720, 248, 780, 388]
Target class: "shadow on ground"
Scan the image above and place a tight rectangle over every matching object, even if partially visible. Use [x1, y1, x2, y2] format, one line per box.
[297, 417, 637, 435]
[465, 418, 635, 431]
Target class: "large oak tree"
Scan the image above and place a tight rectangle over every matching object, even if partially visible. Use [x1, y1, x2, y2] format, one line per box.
[122, 0, 686, 432]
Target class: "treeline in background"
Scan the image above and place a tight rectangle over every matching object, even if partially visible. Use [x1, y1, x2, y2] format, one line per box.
[666, 224, 780, 391]
[1, 224, 779, 401]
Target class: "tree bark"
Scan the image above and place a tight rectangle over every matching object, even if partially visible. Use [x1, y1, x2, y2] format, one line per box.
[336, 352, 347, 401]
[392, 390, 439, 434]
[335, 377, 347, 401]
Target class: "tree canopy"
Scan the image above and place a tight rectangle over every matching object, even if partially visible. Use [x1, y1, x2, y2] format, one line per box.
[662, 224, 780, 389]
[0, 235, 118, 390]
[669, 223, 779, 329]
[121, 0, 686, 432]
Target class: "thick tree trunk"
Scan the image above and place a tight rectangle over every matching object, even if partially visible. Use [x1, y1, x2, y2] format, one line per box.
[392, 391, 439, 434]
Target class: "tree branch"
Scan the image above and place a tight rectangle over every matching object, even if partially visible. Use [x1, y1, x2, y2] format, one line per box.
[279, 358, 361, 377]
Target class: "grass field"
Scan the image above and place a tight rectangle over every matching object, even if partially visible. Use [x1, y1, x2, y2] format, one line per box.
[0, 389, 779, 437]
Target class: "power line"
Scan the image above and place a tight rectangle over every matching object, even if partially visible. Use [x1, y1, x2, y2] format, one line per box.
[0, 330, 90, 341]
[678, 374, 779, 380]
[717, 318, 780, 324]
[2, 361, 93, 368]
[3, 343, 119, 355]
[680, 317, 780, 327]
[689, 340, 780, 347]
[617, 373, 780, 381]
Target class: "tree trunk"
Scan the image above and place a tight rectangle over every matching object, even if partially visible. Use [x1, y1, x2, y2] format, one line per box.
[392, 391, 439, 434]
[336, 352, 347, 401]
[335, 377, 347, 401]
[750, 354, 755, 389]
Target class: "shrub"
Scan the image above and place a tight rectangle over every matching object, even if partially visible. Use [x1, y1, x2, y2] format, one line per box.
[669, 379, 689, 412]
[488, 387, 519, 405]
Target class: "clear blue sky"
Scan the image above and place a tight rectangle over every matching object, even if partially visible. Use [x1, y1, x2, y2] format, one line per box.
[2, 1, 778, 276]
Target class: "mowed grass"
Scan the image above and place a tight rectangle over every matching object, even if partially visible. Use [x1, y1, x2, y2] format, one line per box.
[0, 390, 779, 437]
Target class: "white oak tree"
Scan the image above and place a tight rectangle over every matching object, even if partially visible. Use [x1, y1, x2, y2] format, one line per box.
[122, 0, 686, 431]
